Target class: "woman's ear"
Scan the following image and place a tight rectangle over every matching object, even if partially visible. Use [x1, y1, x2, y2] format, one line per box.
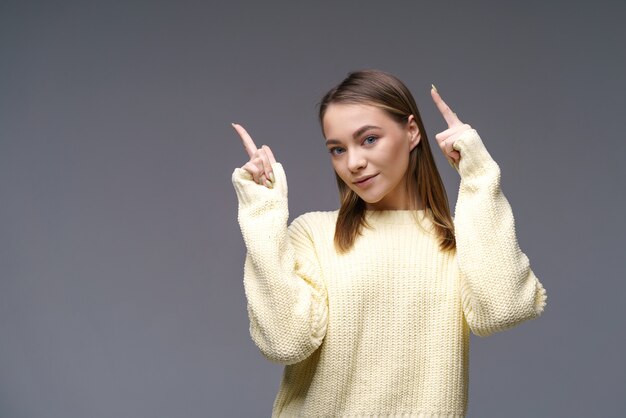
[407, 115, 421, 151]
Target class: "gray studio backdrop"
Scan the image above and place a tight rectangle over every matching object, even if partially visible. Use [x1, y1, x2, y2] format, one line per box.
[1, 1, 625, 417]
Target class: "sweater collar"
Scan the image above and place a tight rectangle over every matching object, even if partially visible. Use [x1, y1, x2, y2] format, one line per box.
[363, 209, 432, 225]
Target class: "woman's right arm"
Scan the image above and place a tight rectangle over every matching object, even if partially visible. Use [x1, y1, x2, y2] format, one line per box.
[232, 161, 329, 365]
[230, 124, 328, 364]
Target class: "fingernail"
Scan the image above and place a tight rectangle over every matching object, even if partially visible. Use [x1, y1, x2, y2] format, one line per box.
[265, 179, 273, 189]
[269, 171, 275, 183]
[431, 84, 438, 92]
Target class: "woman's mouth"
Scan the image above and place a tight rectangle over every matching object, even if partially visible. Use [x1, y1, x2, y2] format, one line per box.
[353, 174, 378, 188]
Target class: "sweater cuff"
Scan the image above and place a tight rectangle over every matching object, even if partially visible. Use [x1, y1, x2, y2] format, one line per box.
[452, 129, 498, 178]
[231, 162, 288, 206]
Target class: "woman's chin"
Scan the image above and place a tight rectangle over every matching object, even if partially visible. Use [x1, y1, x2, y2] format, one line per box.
[354, 191, 383, 205]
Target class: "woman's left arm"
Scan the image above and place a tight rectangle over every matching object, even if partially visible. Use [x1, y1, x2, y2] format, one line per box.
[431, 87, 547, 337]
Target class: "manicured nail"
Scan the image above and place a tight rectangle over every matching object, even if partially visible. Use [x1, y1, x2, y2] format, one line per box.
[269, 171, 275, 183]
[431, 84, 437, 93]
[265, 179, 273, 189]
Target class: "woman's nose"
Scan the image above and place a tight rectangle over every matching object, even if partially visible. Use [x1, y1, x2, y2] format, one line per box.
[347, 151, 367, 172]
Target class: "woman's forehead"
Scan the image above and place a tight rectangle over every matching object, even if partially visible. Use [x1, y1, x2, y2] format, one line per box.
[323, 103, 391, 139]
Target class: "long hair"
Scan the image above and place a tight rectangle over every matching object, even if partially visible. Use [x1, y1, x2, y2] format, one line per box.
[317, 69, 456, 254]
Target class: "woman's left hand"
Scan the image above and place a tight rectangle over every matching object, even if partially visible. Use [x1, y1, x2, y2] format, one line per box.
[430, 85, 472, 166]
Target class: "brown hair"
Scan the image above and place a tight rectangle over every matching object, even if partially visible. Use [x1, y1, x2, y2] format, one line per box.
[317, 69, 456, 254]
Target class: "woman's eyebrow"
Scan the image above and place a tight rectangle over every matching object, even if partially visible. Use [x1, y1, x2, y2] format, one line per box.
[325, 125, 382, 146]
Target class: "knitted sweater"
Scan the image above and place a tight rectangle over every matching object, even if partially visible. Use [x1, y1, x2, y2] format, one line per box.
[231, 129, 547, 418]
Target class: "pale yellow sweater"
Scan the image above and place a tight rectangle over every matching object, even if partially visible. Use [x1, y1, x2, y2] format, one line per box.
[231, 129, 547, 418]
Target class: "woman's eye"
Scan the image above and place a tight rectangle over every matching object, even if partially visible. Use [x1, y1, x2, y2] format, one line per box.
[329, 147, 345, 156]
[363, 135, 378, 145]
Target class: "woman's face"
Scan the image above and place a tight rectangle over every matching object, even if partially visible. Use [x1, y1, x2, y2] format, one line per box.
[322, 103, 421, 210]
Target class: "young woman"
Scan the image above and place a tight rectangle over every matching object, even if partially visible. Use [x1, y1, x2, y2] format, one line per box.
[231, 70, 547, 417]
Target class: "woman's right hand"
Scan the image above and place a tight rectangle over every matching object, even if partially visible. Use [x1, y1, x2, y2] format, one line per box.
[232, 123, 277, 189]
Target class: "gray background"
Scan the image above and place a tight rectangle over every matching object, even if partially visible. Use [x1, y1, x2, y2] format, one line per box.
[1, 1, 624, 417]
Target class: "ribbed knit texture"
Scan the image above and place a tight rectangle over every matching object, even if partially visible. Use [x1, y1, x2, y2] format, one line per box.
[231, 129, 547, 418]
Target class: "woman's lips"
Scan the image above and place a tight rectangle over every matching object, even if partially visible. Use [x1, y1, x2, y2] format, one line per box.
[353, 173, 378, 188]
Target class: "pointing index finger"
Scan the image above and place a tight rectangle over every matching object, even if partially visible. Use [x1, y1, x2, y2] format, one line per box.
[231, 123, 257, 158]
[431, 85, 461, 127]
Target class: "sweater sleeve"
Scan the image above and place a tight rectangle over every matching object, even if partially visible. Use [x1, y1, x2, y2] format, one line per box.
[451, 129, 547, 337]
[231, 162, 329, 364]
